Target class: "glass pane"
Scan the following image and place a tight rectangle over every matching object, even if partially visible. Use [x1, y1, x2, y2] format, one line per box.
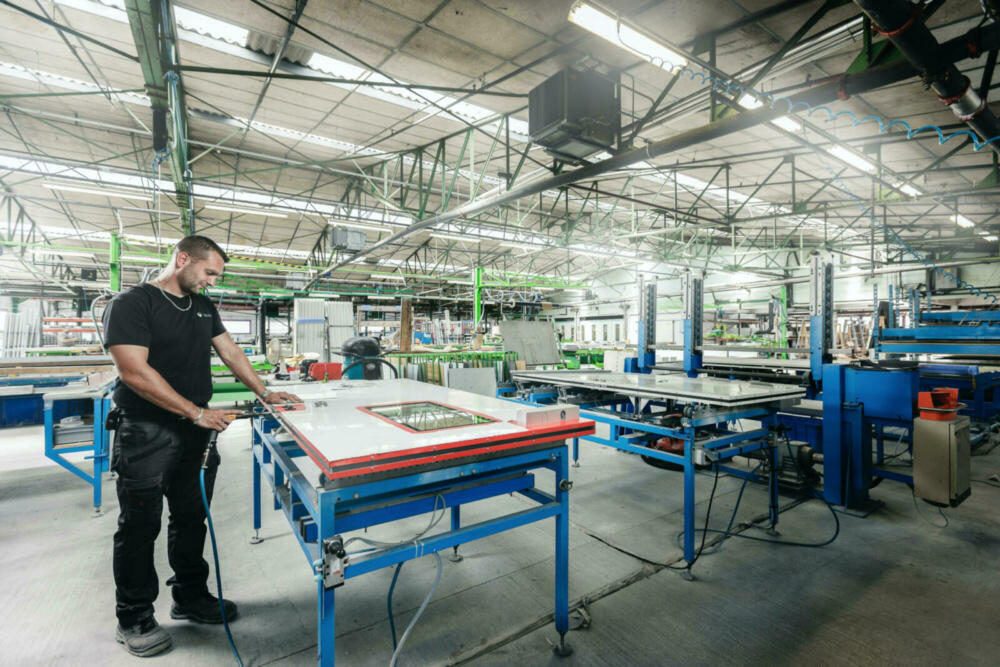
[364, 401, 496, 432]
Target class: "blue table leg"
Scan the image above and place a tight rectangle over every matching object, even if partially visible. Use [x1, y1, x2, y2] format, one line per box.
[768, 441, 779, 532]
[552, 448, 572, 657]
[251, 450, 262, 544]
[318, 579, 335, 666]
[682, 433, 696, 568]
[449, 504, 463, 562]
[318, 500, 337, 665]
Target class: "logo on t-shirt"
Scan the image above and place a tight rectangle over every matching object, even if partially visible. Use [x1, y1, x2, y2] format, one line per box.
[196, 312, 211, 318]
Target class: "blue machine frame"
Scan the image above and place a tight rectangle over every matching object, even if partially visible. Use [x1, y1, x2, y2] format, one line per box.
[250, 412, 575, 665]
[504, 385, 780, 565]
[632, 261, 923, 512]
[875, 287, 1000, 436]
[42, 382, 114, 514]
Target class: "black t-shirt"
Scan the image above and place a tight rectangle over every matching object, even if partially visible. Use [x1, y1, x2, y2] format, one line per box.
[103, 283, 226, 419]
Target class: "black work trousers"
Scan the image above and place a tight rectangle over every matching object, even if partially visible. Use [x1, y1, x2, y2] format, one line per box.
[111, 414, 220, 627]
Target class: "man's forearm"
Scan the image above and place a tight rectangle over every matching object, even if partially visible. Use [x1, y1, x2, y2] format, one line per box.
[120, 364, 201, 420]
[223, 349, 268, 395]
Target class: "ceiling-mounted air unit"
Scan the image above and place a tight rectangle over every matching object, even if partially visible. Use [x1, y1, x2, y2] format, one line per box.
[529, 67, 619, 161]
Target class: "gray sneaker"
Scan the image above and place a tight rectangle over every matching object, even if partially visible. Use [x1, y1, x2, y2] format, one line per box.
[115, 617, 172, 657]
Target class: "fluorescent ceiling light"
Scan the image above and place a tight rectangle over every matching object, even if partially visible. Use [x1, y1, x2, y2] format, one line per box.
[203, 204, 288, 219]
[893, 182, 922, 197]
[368, 295, 397, 300]
[376, 275, 406, 281]
[953, 214, 975, 229]
[120, 254, 167, 263]
[737, 94, 801, 132]
[568, 1, 688, 71]
[173, 6, 248, 46]
[431, 232, 475, 243]
[770, 116, 802, 133]
[445, 278, 471, 284]
[500, 241, 541, 251]
[331, 220, 391, 232]
[43, 182, 152, 202]
[826, 146, 876, 173]
[34, 249, 99, 258]
[985, 235, 998, 241]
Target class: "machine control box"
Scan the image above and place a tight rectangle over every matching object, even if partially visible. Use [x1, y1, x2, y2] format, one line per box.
[913, 415, 971, 507]
[514, 403, 580, 428]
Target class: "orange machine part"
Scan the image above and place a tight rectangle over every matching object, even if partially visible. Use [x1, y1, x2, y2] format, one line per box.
[918, 388, 959, 421]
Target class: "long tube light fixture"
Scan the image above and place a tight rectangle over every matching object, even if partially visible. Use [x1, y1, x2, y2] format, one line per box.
[568, 1, 687, 71]
[331, 219, 392, 232]
[499, 241, 542, 251]
[953, 214, 975, 228]
[43, 181, 152, 202]
[34, 249, 101, 259]
[203, 203, 288, 218]
[431, 232, 476, 243]
[825, 146, 876, 173]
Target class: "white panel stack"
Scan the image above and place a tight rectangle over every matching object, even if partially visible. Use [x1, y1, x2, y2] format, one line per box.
[293, 298, 327, 358]
[326, 301, 355, 358]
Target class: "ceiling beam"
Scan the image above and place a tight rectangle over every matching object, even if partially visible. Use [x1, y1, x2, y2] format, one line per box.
[124, 0, 193, 233]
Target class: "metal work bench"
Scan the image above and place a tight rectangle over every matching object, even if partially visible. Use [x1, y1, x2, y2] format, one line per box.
[42, 379, 116, 514]
[250, 379, 594, 665]
[508, 369, 803, 565]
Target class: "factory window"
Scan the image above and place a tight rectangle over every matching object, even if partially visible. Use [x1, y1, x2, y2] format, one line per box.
[602, 324, 608, 341]
[615, 323, 621, 341]
[591, 324, 597, 341]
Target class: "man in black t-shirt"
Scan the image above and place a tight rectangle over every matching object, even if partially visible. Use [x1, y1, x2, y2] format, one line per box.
[102, 235, 299, 657]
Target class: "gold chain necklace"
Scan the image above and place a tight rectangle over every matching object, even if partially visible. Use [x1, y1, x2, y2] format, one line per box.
[152, 280, 192, 312]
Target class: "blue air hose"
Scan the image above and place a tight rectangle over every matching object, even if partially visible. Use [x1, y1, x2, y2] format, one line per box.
[200, 451, 244, 667]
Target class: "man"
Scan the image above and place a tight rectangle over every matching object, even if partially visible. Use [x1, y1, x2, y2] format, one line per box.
[103, 235, 300, 657]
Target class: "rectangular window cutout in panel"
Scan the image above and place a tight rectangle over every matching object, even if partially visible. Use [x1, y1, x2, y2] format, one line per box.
[360, 401, 497, 433]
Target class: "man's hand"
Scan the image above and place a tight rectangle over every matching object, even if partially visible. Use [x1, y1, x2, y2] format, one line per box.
[196, 408, 239, 432]
[262, 390, 302, 405]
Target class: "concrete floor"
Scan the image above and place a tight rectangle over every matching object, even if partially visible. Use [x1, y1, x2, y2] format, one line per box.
[1, 420, 998, 666]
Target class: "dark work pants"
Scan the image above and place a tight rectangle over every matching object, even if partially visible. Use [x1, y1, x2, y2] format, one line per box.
[112, 415, 220, 627]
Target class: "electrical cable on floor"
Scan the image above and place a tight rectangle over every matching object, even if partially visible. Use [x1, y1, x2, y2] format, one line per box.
[200, 466, 244, 667]
[342, 494, 446, 663]
[678, 435, 840, 551]
[910, 489, 950, 528]
[387, 562, 404, 649]
[679, 462, 763, 557]
[389, 552, 442, 667]
[671, 464, 720, 573]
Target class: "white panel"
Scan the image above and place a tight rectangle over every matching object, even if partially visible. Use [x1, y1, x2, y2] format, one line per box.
[293, 298, 326, 357]
[325, 301, 355, 356]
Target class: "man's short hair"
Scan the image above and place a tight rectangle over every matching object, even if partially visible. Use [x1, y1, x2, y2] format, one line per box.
[176, 235, 229, 263]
